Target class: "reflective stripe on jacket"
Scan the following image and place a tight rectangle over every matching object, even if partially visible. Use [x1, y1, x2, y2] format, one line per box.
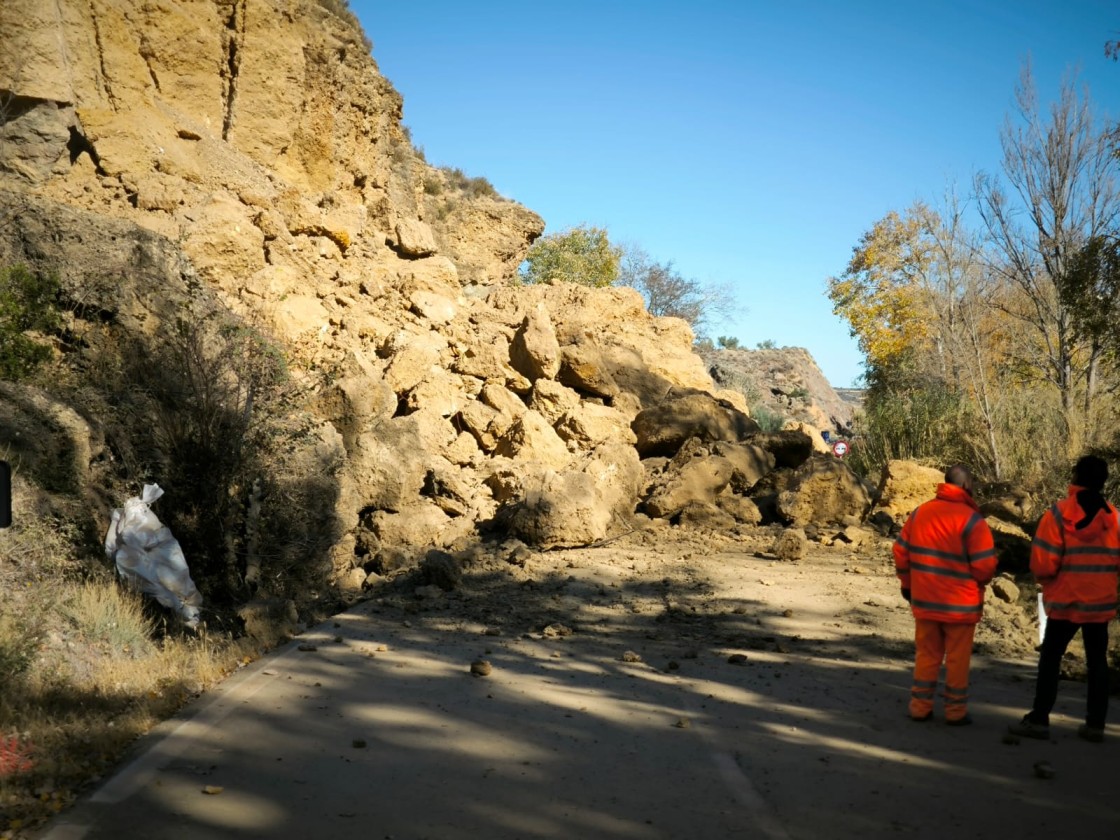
[893, 483, 998, 624]
[1031, 486, 1120, 623]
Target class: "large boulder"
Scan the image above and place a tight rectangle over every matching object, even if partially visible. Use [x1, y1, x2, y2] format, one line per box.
[712, 441, 775, 492]
[494, 444, 642, 547]
[632, 392, 759, 457]
[775, 455, 872, 526]
[644, 453, 736, 520]
[558, 338, 620, 399]
[493, 410, 571, 468]
[873, 460, 944, 521]
[509, 303, 561, 382]
[555, 402, 636, 449]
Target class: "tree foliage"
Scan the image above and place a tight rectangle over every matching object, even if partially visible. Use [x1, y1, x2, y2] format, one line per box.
[827, 209, 933, 375]
[833, 66, 1120, 487]
[519, 225, 621, 287]
[975, 67, 1120, 449]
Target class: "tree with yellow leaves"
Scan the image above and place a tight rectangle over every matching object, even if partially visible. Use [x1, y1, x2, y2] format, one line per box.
[827, 209, 934, 378]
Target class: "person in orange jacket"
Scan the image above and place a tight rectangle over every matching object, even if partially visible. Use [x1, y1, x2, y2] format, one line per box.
[893, 464, 998, 725]
[1008, 455, 1120, 743]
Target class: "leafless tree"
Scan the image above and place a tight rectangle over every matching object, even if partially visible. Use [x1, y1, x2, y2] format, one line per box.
[974, 65, 1120, 451]
[616, 245, 738, 339]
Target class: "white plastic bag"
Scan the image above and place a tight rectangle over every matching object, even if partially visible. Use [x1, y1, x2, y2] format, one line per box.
[104, 484, 203, 629]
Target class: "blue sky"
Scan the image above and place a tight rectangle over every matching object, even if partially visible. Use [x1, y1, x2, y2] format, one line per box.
[349, 1, 1120, 387]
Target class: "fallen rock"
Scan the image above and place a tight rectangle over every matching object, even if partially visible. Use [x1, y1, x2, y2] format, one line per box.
[773, 528, 808, 561]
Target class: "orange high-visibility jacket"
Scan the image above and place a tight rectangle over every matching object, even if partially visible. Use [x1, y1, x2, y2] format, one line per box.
[1031, 486, 1120, 623]
[894, 483, 998, 624]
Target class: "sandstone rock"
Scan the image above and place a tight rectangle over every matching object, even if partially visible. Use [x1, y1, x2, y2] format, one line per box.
[991, 576, 1021, 604]
[979, 485, 1035, 526]
[874, 460, 944, 521]
[713, 441, 775, 492]
[717, 494, 763, 526]
[558, 339, 620, 399]
[782, 420, 832, 454]
[776, 455, 872, 527]
[319, 368, 396, 453]
[750, 430, 815, 470]
[527, 379, 581, 424]
[496, 444, 642, 547]
[644, 454, 735, 520]
[494, 410, 571, 468]
[632, 392, 760, 457]
[421, 549, 462, 591]
[479, 383, 528, 421]
[509, 303, 561, 382]
[677, 501, 737, 531]
[837, 525, 874, 546]
[409, 289, 458, 324]
[393, 218, 438, 257]
[555, 402, 636, 449]
[371, 502, 471, 550]
[457, 400, 505, 452]
[773, 528, 808, 561]
[407, 368, 470, 417]
[349, 417, 431, 511]
[383, 332, 446, 395]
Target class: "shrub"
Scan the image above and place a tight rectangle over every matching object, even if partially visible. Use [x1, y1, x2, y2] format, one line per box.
[717, 336, 741, 349]
[441, 167, 497, 199]
[519, 225, 621, 287]
[60, 583, 154, 658]
[0, 602, 45, 682]
[751, 404, 786, 433]
[0, 264, 61, 381]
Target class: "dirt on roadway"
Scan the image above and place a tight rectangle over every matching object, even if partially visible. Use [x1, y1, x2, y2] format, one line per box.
[32, 523, 1119, 839]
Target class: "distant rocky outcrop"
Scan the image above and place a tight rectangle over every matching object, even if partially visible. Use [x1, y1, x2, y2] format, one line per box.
[0, 1, 873, 620]
[700, 346, 859, 436]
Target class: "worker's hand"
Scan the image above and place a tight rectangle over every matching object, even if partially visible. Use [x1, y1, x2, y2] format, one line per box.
[901, 587, 911, 602]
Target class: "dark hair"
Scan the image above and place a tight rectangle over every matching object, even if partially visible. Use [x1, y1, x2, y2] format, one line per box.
[944, 464, 973, 490]
[1073, 455, 1108, 491]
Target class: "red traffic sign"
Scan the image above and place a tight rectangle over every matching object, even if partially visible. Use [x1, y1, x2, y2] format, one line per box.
[832, 441, 849, 458]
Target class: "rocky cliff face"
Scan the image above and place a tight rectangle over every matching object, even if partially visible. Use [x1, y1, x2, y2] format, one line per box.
[700, 346, 858, 435]
[0, 1, 869, 622]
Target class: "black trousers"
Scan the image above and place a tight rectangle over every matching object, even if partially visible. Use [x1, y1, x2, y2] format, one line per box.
[1027, 618, 1110, 729]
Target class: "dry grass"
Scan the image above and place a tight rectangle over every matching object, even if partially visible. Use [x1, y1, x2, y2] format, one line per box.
[0, 502, 260, 837]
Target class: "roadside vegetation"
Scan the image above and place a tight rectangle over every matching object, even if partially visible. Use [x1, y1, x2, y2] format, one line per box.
[828, 66, 1119, 493]
[0, 267, 334, 836]
[0, 502, 258, 834]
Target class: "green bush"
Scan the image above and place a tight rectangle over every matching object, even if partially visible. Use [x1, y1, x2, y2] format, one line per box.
[751, 404, 786, 433]
[441, 167, 497, 199]
[519, 225, 621, 287]
[0, 264, 61, 380]
[0, 600, 47, 681]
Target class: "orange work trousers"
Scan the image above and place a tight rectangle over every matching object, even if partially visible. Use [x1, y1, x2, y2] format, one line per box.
[910, 619, 976, 722]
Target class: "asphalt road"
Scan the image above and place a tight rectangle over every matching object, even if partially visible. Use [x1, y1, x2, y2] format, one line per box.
[30, 587, 1120, 840]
